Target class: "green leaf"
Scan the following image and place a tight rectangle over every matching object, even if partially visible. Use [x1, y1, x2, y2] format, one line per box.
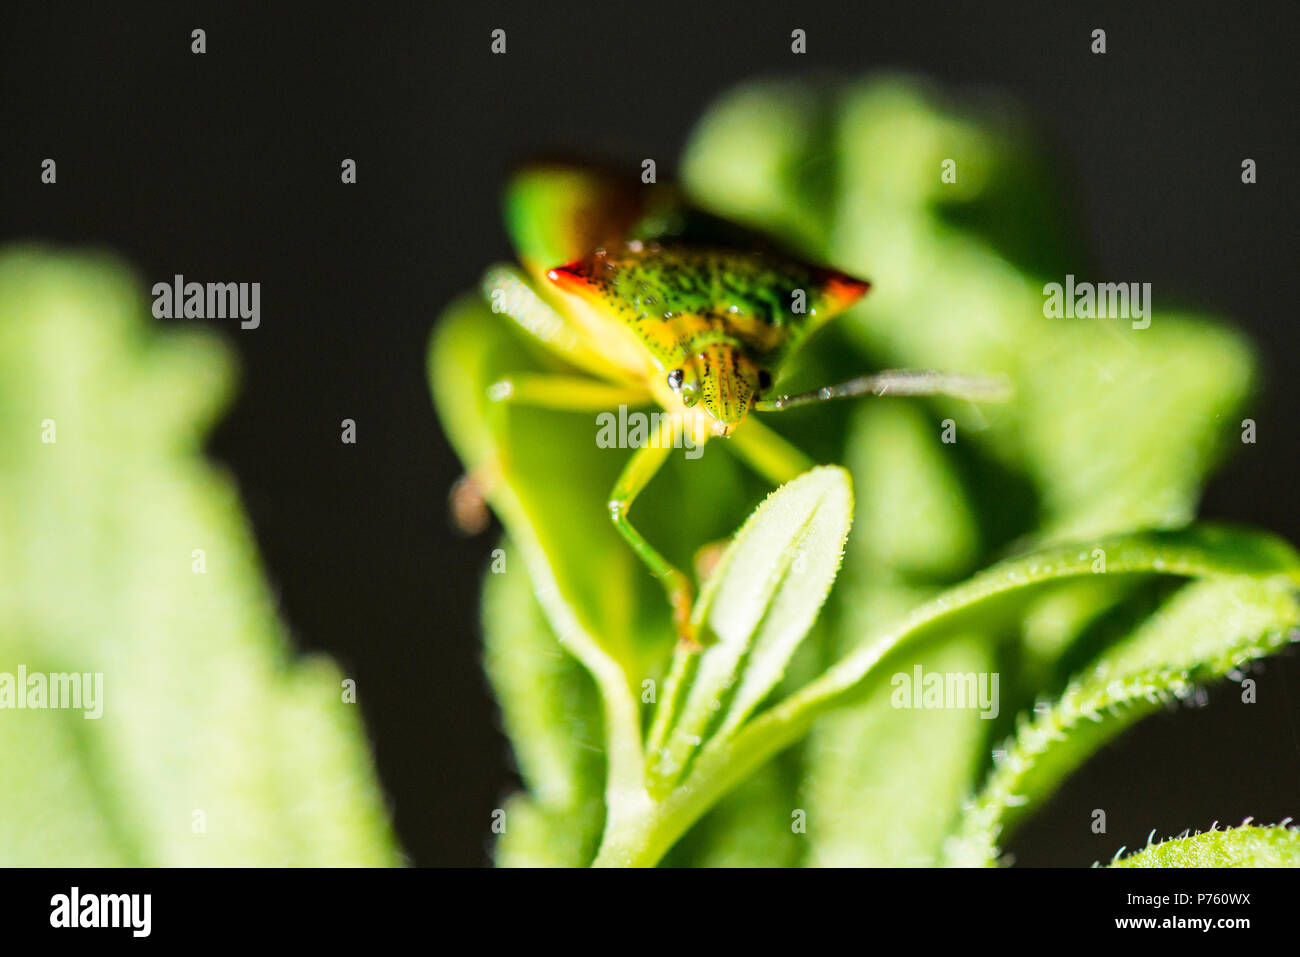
[482, 541, 605, 866]
[945, 576, 1300, 866]
[803, 632, 996, 866]
[622, 527, 1300, 867]
[679, 81, 839, 257]
[661, 756, 807, 867]
[0, 248, 398, 865]
[1109, 824, 1300, 868]
[430, 293, 654, 824]
[647, 466, 852, 792]
[844, 403, 979, 580]
[804, 402, 992, 865]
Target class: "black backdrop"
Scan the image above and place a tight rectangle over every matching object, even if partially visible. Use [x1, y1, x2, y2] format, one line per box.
[4, 2, 1298, 866]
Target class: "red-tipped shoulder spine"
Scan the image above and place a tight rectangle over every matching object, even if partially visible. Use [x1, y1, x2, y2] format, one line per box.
[824, 273, 871, 311]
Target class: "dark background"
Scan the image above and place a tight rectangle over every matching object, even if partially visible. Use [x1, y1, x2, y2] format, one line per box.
[3, 2, 1297, 866]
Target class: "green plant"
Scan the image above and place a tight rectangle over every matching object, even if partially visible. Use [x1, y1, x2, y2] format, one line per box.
[0, 249, 399, 865]
[430, 76, 1300, 867]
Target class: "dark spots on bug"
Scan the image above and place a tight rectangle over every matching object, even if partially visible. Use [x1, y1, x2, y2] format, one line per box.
[555, 242, 869, 373]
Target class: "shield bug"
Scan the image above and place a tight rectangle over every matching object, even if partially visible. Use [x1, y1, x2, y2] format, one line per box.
[469, 161, 1008, 644]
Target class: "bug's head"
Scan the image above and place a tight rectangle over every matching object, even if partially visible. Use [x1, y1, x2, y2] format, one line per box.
[668, 343, 769, 437]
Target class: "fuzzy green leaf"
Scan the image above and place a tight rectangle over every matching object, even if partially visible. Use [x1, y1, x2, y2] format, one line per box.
[0, 249, 398, 865]
[648, 466, 852, 791]
[1109, 824, 1300, 868]
[945, 576, 1300, 866]
[624, 528, 1297, 856]
[593, 526, 1300, 867]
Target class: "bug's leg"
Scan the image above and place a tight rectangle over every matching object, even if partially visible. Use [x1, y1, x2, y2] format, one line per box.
[449, 461, 501, 535]
[452, 377, 651, 535]
[481, 372, 650, 515]
[754, 369, 1012, 412]
[726, 416, 817, 486]
[608, 418, 698, 648]
[688, 418, 816, 587]
[487, 373, 651, 411]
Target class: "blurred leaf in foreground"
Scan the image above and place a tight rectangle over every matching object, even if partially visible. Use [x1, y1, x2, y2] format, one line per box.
[0, 248, 399, 865]
[482, 541, 605, 866]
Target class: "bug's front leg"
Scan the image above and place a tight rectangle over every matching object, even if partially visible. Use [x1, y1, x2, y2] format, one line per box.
[487, 373, 651, 410]
[727, 415, 816, 486]
[608, 417, 699, 649]
[449, 375, 652, 535]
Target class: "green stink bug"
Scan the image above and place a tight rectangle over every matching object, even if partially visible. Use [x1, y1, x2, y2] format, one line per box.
[468, 161, 1007, 644]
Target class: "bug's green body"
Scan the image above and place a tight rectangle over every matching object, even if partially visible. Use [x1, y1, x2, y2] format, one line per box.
[547, 241, 868, 434]
[551, 242, 863, 368]
[475, 161, 1004, 642]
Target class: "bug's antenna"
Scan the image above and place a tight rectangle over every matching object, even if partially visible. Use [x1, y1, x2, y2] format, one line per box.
[754, 369, 1013, 412]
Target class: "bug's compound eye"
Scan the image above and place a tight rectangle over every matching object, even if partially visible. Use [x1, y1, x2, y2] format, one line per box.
[667, 368, 685, 392]
[757, 369, 773, 392]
